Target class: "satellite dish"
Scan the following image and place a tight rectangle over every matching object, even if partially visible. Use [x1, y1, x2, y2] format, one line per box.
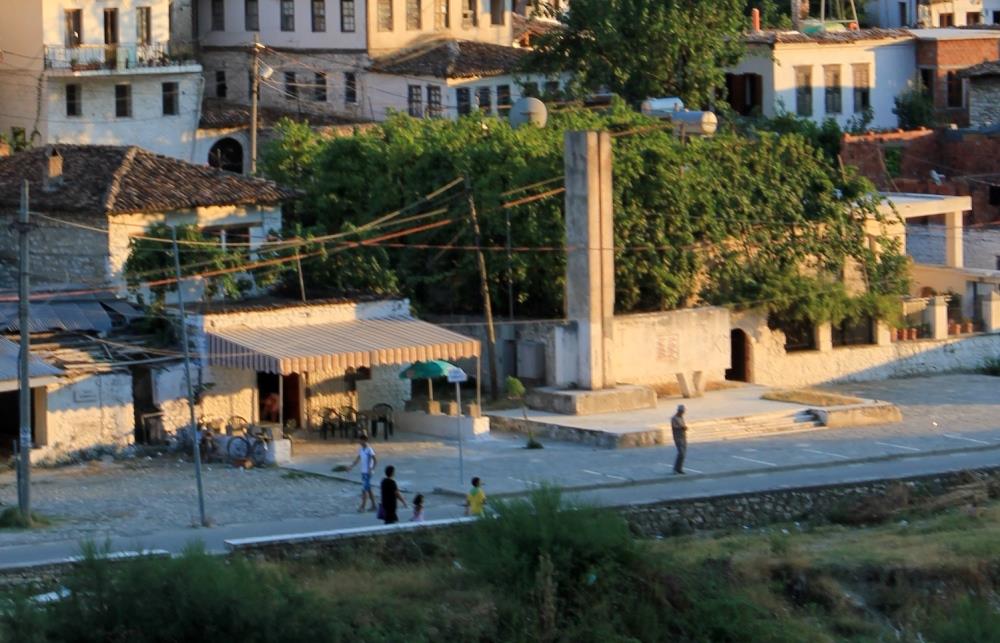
[509, 96, 548, 128]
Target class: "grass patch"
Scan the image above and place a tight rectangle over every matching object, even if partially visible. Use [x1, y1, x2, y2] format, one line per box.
[281, 470, 323, 481]
[979, 356, 1000, 376]
[0, 507, 52, 529]
[762, 388, 865, 407]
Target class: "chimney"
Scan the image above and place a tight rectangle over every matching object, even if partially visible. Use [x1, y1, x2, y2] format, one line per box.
[43, 148, 63, 192]
[791, 0, 801, 31]
[751, 7, 761, 32]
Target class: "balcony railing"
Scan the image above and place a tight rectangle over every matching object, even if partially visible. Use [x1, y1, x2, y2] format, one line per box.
[43, 42, 187, 72]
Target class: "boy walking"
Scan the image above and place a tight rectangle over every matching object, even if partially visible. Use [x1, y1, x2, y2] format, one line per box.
[465, 477, 487, 516]
[347, 433, 377, 511]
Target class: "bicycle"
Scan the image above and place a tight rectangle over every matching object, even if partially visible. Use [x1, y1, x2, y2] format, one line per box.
[226, 424, 271, 466]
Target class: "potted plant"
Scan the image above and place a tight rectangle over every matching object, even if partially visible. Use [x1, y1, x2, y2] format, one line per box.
[907, 327, 918, 340]
[962, 318, 975, 334]
[949, 320, 960, 335]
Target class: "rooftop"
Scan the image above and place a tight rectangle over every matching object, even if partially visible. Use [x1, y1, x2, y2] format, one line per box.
[370, 40, 527, 79]
[960, 60, 1000, 78]
[185, 293, 396, 316]
[512, 14, 562, 44]
[745, 27, 912, 45]
[908, 27, 1000, 41]
[0, 145, 297, 216]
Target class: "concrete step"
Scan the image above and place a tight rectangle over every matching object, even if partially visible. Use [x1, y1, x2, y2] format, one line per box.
[684, 410, 823, 442]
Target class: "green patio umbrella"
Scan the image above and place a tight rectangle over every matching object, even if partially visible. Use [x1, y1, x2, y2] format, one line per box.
[399, 360, 455, 402]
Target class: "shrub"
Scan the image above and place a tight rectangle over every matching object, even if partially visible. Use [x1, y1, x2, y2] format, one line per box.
[926, 597, 1000, 643]
[505, 376, 526, 399]
[0, 507, 51, 529]
[1, 543, 341, 642]
[893, 85, 935, 130]
[979, 356, 1000, 376]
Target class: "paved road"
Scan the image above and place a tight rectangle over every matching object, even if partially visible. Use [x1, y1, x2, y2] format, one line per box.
[2, 443, 997, 569]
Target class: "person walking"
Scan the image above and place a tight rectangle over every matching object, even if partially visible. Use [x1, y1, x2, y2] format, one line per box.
[671, 404, 688, 475]
[410, 494, 425, 522]
[347, 433, 377, 512]
[465, 477, 487, 516]
[379, 465, 407, 525]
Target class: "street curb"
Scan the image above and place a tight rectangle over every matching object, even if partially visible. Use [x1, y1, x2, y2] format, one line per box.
[429, 441, 1000, 498]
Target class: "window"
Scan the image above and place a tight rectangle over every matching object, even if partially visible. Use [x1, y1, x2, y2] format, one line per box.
[995, 10, 1000, 25]
[795, 66, 812, 117]
[245, 0, 259, 30]
[312, 0, 326, 31]
[285, 71, 298, 99]
[824, 65, 841, 114]
[996, 255, 1000, 271]
[162, 81, 179, 115]
[898, 1, 906, 25]
[344, 72, 357, 103]
[853, 64, 870, 113]
[457, 87, 471, 115]
[490, 0, 504, 25]
[966, 12, 981, 25]
[436, 0, 450, 28]
[427, 85, 442, 117]
[770, 316, 815, 352]
[341, 0, 356, 31]
[946, 71, 963, 108]
[939, 12, 954, 27]
[522, 81, 539, 97]
[408, 85, 423, 116]
[920, 68, 935, 99]
[990, 185, 1000, 206]
[496, 84, 511, 113]
[313, 72, 327, 101]
[248, 70, 255, 100]
[65, 10, 82, 47]
[476, 86, 492, 113]
[407, 0, 422, 29]
[104, 8, 119, 44]
[115, 84, 132, 118]
[832, 316, 874, 347]
[378, 0, 393, 30]
[544, 80, 560, 98]
[462, 0, 477, 27]
[216, 70, 228, 98]
[137, 7, 152, 45]
[281, 0, 295, 31]
[211, 0, 225, 31]
[65, 84, 81, 117]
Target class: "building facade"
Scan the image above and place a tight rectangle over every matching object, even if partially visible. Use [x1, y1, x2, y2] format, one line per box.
[865, 0, 1000, 28]
[0, 0, 205, 161]
[912, 28, 1000, 126]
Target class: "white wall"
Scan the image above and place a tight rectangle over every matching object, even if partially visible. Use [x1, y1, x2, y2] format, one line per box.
[43, 69, 204, 160]
[43, 371, 135, 457]
[770, 39, 916, 129]
[367, 0, 514, 54]
[41, 0, 172, 48]
[907, 223, 1000, 271]
[198, 0, 368, 49]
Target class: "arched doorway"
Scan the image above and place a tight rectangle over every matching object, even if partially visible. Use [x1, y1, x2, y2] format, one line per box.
[726, 329, 750, 382]
[208, 137, 244, 174]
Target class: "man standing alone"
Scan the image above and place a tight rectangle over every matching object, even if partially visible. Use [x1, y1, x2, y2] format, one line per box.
[671, 404, 687, 475]
[347, 433, 377, 512]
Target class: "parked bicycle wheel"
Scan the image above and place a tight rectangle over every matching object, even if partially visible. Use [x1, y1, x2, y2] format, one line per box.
[250, 440, 268, 466]
[227, 435, 250, 461]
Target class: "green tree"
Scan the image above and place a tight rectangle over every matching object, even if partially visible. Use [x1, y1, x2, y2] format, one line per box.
[523, 0, 746, 107]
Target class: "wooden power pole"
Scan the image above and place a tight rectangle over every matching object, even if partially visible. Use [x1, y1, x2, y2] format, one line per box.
[465, 179, 499, 400]
[16, 180, 31, 517]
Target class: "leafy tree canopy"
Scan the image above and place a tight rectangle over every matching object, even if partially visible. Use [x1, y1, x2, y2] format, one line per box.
[522, 0, 747, 107]
[261, 103, 908, 324]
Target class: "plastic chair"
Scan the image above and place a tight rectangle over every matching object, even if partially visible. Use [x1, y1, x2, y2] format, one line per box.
[371, 403, 394, 441]
[339, 406, 360, 439]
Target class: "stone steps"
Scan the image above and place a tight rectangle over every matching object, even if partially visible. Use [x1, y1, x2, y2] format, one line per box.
[684, 410, 823, 443]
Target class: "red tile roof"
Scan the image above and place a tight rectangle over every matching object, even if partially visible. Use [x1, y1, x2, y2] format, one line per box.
[0, 145, 297, 215]
[370, 40, 527, 79]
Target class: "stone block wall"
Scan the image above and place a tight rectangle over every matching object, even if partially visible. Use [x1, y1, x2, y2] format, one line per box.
[42, 372, 135, 456]
[969, 76, 1000, 128]
[356, 365, 411, 412]
[0, 211, 108, 290]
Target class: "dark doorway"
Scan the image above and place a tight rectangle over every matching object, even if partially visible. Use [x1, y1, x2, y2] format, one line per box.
[726, 329, 749, 382]
[208, 137, 244, 174]
[725, 73, 763, 116]
[257, 372, 302, 428]
[131, 366, 162, 444]
[0, 389, 39, 454]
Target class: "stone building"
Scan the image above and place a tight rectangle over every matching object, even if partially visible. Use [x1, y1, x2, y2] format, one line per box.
[0, 144, 294, 293]
[961, 60, 1000, 127]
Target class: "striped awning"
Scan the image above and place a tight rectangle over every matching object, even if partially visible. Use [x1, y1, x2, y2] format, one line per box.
[206, 317, 480, 375]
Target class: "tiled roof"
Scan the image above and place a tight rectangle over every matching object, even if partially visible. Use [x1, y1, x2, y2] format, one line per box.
[512, 14, 562, 42]
[745, 27, 912, 45]
[200, 99, 372, 130]
[0, 145, 298, 216]
[960, 60, 1000, 78]
[370, 40, 527, 79]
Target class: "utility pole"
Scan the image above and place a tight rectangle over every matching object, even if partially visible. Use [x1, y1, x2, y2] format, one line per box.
[505, 208, 514, 320]
[465, 179, 499, 400]
[170, 226, 208, 527]
[16, 180, 31, 518]
[249, 35, 261, 175]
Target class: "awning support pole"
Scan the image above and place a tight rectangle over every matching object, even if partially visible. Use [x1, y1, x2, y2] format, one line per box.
[278, 374, 284, 432]
[476, 355, 482, 410]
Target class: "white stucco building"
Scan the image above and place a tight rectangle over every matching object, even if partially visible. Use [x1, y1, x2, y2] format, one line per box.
[0, 0, 205, 161]
[865, 0, 1000, 27]
[726, 28, 917, 129]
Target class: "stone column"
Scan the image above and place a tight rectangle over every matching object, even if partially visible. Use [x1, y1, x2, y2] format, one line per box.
[982, 290, 1000, 332]
[929, 295, 949, 339]
[815, 321, 833, 352]
[564, 131, 614, 390]
[874, 320, 892, 346]
[944, 210, 963, 268]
